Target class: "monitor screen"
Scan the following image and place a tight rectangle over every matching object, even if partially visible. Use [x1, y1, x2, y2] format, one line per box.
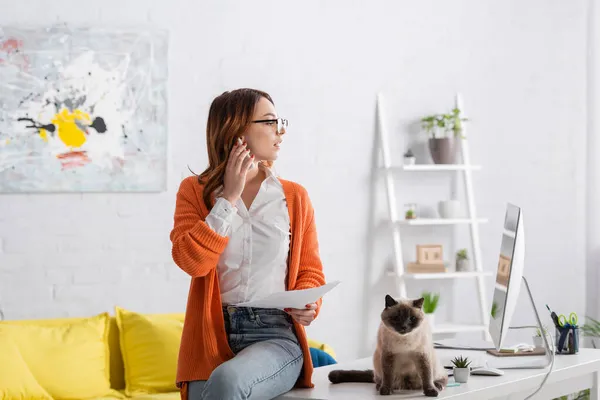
[489, 204, 521, 349]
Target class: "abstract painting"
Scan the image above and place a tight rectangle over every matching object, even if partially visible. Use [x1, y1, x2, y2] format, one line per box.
[0, 24, 168, 192]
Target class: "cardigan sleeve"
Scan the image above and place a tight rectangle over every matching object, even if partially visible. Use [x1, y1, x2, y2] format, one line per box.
[169, 179, 229, 277]
[294, 188, 327, 317]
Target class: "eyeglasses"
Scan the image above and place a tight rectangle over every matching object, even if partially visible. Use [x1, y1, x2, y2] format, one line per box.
[251, 117, 288, 134]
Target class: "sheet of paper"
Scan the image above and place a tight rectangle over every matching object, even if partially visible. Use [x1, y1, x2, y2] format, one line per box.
[233, 281, 341, 309]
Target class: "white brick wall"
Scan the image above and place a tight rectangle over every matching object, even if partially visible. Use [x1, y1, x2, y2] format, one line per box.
[0, 0, 588, 361]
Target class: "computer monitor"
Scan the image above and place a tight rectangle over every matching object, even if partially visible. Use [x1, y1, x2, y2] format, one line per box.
[489, 203, 525, 351]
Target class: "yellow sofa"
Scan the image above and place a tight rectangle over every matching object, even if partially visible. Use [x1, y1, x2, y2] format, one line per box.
[0, 309, 335, 400]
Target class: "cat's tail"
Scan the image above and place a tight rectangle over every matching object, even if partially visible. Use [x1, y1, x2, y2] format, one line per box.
[328, 369, 374, 384]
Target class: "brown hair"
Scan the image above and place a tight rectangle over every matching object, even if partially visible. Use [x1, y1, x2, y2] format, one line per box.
[196, 88, 274, 211]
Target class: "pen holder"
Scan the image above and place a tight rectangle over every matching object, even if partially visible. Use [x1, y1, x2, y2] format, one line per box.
[555, 325, 580, 354]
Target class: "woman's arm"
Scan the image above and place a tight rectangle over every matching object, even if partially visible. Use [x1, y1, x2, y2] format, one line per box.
[170, 182, 230, 277]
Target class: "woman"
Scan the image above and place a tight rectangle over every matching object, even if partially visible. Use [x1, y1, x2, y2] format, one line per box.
[170, 88, 327, 400]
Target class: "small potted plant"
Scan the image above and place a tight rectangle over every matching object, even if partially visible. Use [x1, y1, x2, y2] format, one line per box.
[455, 249, 471, 272]
[421, 107, 468, 164]
[451, 356, 471, 383]
[533, 326, 548, 348]
[404, 203, 417, 220]
[422, 291, 440, 327]
[403, 149, 416, 165]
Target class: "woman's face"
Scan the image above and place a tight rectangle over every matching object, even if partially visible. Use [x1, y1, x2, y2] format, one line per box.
[243, 97, 286, 162]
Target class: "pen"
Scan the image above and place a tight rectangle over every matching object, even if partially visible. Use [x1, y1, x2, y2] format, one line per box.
[546, 304, 560, 328]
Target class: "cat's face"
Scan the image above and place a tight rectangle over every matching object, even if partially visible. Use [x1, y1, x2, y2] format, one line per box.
[381, 295, 425, 335]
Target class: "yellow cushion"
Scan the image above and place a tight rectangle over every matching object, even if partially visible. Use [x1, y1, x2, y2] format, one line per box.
[0, 331, 53, 400]
[307, 338, 337, 359]
[115, 307, 185, 397]
[127, 393, 181, 400]
[0, 313, 122, 400]
[1, 316, 125, 391]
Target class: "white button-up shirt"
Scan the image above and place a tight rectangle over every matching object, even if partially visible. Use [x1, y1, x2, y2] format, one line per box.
[205, 166, 291, 305]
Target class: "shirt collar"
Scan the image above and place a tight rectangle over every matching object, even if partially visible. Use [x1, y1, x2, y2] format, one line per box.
[259, 162, 282, 188]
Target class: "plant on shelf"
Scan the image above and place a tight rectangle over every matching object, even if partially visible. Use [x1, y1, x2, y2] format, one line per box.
[533, 325, 548, 348]
[582, 316, 600, 349]
[405, 209, 416, 220]
[403, 149, 416, 165]
[420, 108, 468, 139]
[420, 107, 468, 164]
[455, 248, 471, 272]
[450, 355, 471, 383]
[421, 291, 440, 328]
[422, 292, 440, 314]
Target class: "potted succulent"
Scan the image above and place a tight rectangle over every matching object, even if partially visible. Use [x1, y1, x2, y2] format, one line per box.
[455, 249, 472, 272]
[403, 149, 416, 165]
[404, 203, 417, 220]
[451, 356, 472, 383]
[421, 108, 468, 164]
[422, 292, 440, 327]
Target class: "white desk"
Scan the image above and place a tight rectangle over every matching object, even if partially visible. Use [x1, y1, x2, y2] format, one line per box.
[279, 349, 600, 400]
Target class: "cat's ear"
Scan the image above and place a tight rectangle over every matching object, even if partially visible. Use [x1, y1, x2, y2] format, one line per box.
[413, 297, 425, 309]
[385, 294, 398, 308]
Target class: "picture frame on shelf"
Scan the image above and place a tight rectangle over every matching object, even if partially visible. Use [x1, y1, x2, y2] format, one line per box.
[416, 244, 444, 265]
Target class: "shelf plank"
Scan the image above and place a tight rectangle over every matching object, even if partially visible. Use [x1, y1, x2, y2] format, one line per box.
[432, 324, 488, 334]
[403, 271, 493, 280]
[396, 218, 488, 226]
[383, 165, 482, 172]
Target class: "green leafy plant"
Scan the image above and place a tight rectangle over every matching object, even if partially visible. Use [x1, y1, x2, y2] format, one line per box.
[582, 316, 600, 338]
[421, 292, 440, 314]
[553, 389, 590, 400]
[450, 355, 471, 369]
[535, 325, 549, 337]
[421, 108, 468, 139]
[405, 209, 415, 219]
[456, 249, 468, 260]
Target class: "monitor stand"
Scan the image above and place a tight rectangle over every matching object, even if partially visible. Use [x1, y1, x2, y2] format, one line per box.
[486, 276, 554, 370]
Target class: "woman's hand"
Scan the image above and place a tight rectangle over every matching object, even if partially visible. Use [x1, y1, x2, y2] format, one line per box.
[222, 138, 254, 204]
[285, 303, 317, 326]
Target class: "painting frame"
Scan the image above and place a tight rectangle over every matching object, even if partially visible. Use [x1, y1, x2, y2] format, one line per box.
[0, 24, 169, 193]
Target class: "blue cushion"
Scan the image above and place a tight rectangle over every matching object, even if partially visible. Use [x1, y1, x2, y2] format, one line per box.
[310, 347, 337, 368]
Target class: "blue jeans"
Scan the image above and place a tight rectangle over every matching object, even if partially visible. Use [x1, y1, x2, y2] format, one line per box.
[188, 306, 303, 400]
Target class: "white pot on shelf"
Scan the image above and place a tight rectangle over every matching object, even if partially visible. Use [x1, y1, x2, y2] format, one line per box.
[425, 313, 435, 328]
[456, 259, 472, 272]
[403, 156, 416, 165]
[532, 336, 543, 348]
[438, 200, 461, 218]
[453, 368, 470, 383]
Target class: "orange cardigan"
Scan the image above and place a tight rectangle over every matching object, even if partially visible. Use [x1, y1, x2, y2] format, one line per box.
[170, 176, 326, 398]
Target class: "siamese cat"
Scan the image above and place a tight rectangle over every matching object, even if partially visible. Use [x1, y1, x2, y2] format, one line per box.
[328, 294, 448, 397]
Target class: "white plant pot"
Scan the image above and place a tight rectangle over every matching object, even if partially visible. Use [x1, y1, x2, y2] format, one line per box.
[438, 200, 461, 219]
[403, 156, 416, 165]
[456, 259, 472, 272]
[425, 313, 435, 327]
[453, 368, 470, 383]
[532, 336, 543, 348]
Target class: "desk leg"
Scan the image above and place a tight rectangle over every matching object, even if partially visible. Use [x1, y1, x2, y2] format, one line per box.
[592, 371, 600, 400]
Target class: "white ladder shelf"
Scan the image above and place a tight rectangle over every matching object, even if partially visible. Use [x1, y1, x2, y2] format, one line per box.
[376, 92, 491, 339]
